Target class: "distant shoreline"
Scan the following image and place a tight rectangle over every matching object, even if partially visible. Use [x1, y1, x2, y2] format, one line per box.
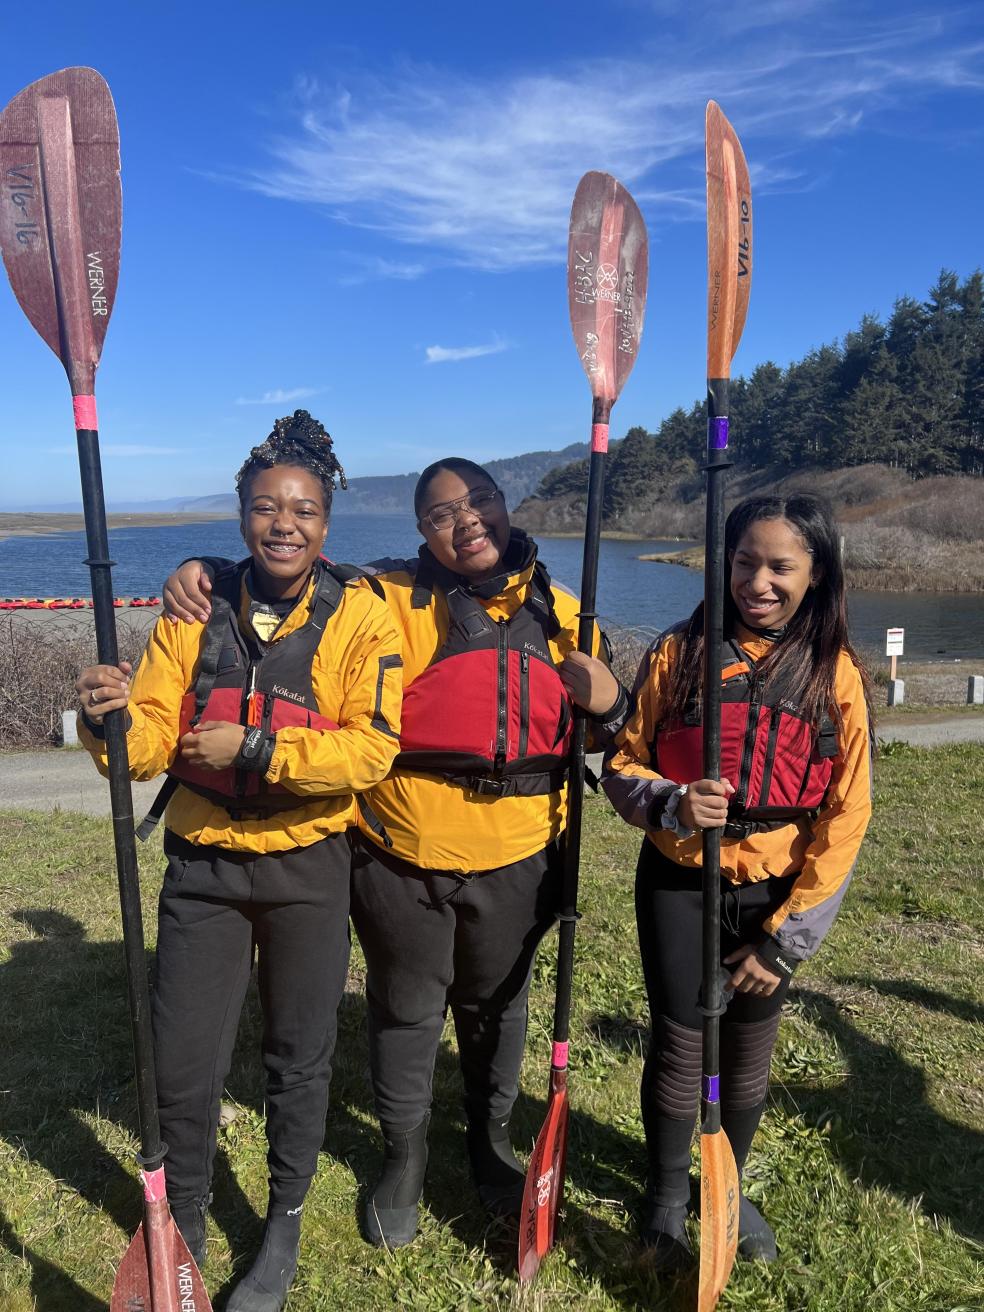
[0, 511, 239, 540]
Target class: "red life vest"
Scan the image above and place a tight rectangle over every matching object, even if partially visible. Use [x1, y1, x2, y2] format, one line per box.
[394, 546, 573, 797]
[165, 558, 349, 816]
[653, 639, 838, 838]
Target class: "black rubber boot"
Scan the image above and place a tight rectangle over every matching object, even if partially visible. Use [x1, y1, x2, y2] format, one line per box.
[738, 1193, 777, 1262]
[226, 1205, 303, 1312]
[639, 1200, 693, 1273]
[170, 1194, 209, 1268]
[465, 1115, 525, 1219]
[362, 1115, 429, 1249]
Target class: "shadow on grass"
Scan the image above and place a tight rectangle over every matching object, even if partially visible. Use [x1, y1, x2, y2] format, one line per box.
[779, 983, 984, 1242]
[1, 909, 690, 1309]
[322, 993, 692, 1310]
[0, 1202, 104, 1312]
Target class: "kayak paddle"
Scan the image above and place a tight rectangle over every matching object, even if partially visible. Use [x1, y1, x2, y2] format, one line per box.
[0, 66, 210, 1312]
[518, 170, 648, 1283]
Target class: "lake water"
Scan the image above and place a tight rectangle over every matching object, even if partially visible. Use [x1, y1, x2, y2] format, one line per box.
[2, 514, 982, 659]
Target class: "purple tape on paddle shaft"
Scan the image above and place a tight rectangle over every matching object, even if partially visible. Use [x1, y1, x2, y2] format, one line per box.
[708, 417, 729, 450]
[703, 1074, 720, 1102]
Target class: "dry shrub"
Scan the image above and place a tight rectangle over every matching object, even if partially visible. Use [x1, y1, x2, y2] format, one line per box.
[893, 477, 983, 542]
[603, 623, 654, 687]
[0, 616, 146, 749]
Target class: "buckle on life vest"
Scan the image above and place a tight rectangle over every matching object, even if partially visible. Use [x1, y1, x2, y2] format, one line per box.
[723, 818, 756, 840]
[466, 775, 508, 796]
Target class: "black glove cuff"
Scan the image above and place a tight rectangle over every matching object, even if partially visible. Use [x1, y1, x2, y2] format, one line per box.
[80, 709, 106, 739]
[754, 935, 799, 978]
[590, 683, 630, 734]
[234, 728, 277, 776]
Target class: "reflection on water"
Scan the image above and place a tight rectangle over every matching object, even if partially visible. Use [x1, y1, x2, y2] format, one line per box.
[2, 515, 982, 660]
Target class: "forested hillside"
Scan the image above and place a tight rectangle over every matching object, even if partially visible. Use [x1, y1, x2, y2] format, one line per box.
[516, 270, 984, 535]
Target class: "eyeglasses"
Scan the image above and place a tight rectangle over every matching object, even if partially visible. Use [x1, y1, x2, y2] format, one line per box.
[421, 487, 502, 531]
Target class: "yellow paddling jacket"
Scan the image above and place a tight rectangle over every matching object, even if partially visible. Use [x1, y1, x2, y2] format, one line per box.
[79, 564, 403, 854]
[357, 534, 615, 873]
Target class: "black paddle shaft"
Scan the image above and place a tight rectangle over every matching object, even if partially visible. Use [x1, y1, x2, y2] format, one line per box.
[552, 407, 609, 1046]
[700, 381, 732, 1135]
[77, 427, 164, 1173]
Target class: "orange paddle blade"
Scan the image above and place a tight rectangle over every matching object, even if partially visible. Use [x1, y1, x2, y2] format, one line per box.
[111, 1201, 211, 1312]
[697, 1128, 739, 1312]
[517, 1079, 570, 1283]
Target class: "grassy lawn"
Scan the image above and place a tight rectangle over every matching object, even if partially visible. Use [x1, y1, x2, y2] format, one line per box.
[1, 743, 982, 1311]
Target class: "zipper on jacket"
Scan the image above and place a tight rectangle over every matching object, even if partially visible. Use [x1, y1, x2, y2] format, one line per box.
[235, 662, 259, 799]
[495, 619, 508, 771]
[518, 651, 530, 758]
[756, 707, 781, 806]
[734, 673, 761, 805]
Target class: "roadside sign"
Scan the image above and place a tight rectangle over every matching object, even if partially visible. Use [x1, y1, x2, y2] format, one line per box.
[886, 628, 904, 657]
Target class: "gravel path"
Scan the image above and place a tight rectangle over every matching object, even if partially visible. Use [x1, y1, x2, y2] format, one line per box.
[1, 721, 981, 817]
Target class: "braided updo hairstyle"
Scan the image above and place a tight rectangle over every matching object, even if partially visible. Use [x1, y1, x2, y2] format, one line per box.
[235, 410, 347, 512]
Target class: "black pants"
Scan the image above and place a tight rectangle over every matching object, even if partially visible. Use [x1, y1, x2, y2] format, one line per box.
[635, 841, 795, 1205]
[349, 836, 562, 1129]
[153, 830, 351, 1209]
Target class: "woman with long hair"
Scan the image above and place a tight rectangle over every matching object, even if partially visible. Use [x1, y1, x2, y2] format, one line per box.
[603, 493, 874, 1269]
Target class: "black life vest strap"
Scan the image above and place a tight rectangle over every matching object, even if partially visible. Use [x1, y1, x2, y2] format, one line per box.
[411, 553, 562, 639]
[189, 562, 246, 726]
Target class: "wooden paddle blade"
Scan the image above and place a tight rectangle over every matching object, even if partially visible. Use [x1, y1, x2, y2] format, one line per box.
[705, 102, 741, 382]
[697, 1128, 739, 1312]
[568, 171, 648, 415]
[112, 1201, 212, 1312]
[728, 121, 752, 359]
[517, 1075, 570, 1283]
[0, 67, 121, 394]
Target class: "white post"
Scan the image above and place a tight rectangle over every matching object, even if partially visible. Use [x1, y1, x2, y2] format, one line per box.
[61, 709, 78, 747]
[969, 676, 984, 706]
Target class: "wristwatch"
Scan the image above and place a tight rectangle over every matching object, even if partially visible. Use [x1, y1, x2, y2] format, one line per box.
[235, 727, 276, 775]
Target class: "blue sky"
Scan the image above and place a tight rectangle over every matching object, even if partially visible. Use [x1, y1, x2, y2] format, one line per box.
[1, 0, 982, 508]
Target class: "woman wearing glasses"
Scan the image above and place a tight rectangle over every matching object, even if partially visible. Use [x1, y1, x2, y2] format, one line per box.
[162, 457, 628, 1248]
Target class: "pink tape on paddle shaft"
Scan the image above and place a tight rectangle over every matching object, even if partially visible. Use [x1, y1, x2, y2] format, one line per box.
[552, 1041, 569, 1069]
[591, 423, 609, 453]
[140, 1166, 167, 1203]
[73, 395, 98, 430]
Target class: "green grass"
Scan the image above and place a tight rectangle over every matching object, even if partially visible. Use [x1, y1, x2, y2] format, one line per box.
[1, 744, 982, 1311]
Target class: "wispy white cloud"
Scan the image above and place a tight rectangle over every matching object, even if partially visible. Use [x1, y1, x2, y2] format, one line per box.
[235, 387, 321, 406]
[424, 339, 509, 365]
[337, 256, 427, 285]
[49, 444, 182, 457]
[233, 6, 982, 272]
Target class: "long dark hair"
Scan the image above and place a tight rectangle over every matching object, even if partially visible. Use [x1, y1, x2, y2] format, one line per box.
[236, 410, 347, 512]
[662, 494, 874, 733]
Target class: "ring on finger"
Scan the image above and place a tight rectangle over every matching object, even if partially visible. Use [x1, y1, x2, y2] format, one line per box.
[90, 690, 101, 708]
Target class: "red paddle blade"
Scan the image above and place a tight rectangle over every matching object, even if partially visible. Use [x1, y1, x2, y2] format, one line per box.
[697, 1128, 740, 1312]
[568, 171, 648, 416]
[111, 1199, 212, 1312]
[517, 1073, 570, 1283]
[0, 67, 121, 395]
[706, 101, 744, 381]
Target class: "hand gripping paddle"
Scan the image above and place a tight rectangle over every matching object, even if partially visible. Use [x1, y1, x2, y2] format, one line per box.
[0, 67, 210, 1312]
[518, 171, 648, 1283]
[697, 100, 753, 1312]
